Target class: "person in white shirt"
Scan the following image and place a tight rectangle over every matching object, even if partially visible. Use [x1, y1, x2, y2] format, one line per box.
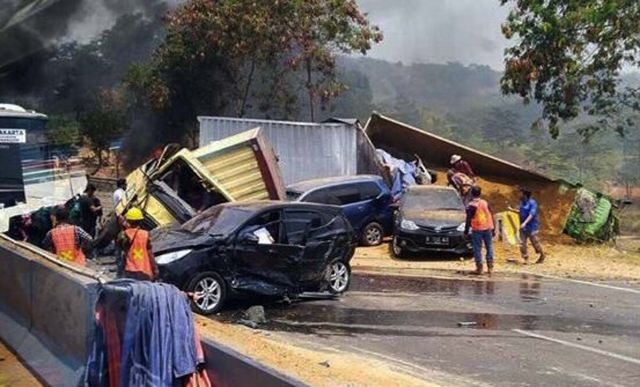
[113, 178, 127, 208]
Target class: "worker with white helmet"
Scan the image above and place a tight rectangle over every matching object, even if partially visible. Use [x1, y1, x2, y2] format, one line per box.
[117, 207, 158, 281]
[450, 154, 475, 179]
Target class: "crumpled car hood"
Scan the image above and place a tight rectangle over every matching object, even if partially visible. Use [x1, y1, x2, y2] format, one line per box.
[403, 209, 465, 228]
[151, 227, 219, 254]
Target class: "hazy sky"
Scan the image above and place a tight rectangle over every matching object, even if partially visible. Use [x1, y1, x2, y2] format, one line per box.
[357, 0, 510, 70]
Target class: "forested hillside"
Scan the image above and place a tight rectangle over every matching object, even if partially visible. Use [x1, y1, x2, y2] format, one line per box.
[335, 57, 640, 192]
[0, 6, 637, 192]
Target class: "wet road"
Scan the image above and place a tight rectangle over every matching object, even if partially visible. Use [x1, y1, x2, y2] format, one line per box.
[220, 273, 640, 386]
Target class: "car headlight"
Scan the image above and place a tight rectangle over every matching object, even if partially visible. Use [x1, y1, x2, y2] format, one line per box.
[155, 249, 192, 265]
[456, 222, 466, 232]
[400, 219, 419, 231]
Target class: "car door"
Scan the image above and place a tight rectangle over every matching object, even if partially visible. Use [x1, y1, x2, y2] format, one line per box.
[362, 181, 393, 231]
[233, 209, 304, 288]
[333, 183, 372, 233]
[283, 209, 336, 283]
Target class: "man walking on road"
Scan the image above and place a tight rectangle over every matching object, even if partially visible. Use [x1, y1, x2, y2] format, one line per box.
[518, 187, 546, 264]
[465, 186, 495, 276]
[43, 206, 92, 266]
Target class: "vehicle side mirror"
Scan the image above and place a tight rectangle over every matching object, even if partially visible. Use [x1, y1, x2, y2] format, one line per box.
[239, 232, 259, 244]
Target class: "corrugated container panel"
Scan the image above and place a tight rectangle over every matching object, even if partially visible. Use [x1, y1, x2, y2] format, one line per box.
[198, 116, 357, 185]
[198, 147, 268, 201]
[194, 129, 272, 201]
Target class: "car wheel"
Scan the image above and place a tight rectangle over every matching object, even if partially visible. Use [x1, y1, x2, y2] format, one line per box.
[361, 222, 383, 246]
[187, 272, 227, 315]
[328, 261, 351, 294]
[392, 236, 406, 258]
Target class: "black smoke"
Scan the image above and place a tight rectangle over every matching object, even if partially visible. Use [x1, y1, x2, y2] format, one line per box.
[0, 0, 176, 74]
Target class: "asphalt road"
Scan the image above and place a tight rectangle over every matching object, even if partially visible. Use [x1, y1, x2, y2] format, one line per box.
[220, 272, 640, 386]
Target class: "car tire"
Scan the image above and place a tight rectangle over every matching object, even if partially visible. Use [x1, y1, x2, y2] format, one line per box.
[327, 260, 351, 294]
[392, 236, 406, 258]
[187, 272, 227, 315]
[361, 222, 384, 246]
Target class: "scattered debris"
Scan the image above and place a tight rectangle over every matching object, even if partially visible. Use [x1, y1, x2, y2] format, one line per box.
[243, 305, 268, 325]
[298, 292, 339, 300]
[237, 319, 260, 329]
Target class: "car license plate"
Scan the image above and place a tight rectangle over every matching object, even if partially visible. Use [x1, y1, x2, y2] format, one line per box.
[426, 236, 449, 245]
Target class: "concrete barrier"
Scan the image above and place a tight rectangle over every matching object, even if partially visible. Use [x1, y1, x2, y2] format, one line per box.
[0, 237, 99, 386]
[202, 338, 302, 387]
[0, 235, 302, 386]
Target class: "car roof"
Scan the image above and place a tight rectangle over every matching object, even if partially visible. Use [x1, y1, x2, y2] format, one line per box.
[218, 200, 341, 213]
[287, 174, 383, 193]
[405, 185, 458, 194]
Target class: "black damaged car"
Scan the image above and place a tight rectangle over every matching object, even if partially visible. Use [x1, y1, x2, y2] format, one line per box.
[151, 201, 355, 314]
[392, 185, 473, 258]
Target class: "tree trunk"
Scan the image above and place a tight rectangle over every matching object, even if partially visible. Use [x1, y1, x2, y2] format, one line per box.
[306, 60, 315, 121]
[91, 149, 103, 175]
[237, 59, 256, 118]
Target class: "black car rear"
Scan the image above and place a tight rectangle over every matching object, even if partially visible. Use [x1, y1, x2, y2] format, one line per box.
[392, 186, 472, 258]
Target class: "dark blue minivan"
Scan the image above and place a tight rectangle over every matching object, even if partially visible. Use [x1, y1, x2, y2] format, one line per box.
[286, 175, 394, 246]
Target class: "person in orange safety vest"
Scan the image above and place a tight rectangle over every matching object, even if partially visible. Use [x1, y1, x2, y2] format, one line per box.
[464, 186, 495, 276]
[43, 206, 93, 266]
[117, 207, 158, 281]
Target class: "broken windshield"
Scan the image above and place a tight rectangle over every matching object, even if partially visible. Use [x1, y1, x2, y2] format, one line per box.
[182, 206, 254, 235]
[403, 189, 464, 211]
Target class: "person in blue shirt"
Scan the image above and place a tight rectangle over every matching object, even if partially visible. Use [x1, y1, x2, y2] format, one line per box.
[518, 187, 546, 264]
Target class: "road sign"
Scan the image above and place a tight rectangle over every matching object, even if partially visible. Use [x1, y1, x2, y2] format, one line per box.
[0, 128, 26, 144]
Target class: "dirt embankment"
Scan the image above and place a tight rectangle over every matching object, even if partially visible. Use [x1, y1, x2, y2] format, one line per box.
[430, 169, 576, 236]
[353, 240, 640, 284]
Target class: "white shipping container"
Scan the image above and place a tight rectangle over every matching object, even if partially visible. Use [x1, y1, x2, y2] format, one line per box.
[199, 116, 359, 185]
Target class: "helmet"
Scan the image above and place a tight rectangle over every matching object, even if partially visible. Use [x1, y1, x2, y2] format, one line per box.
[450, 154, 462, 164]
[125, 207, 144, 221]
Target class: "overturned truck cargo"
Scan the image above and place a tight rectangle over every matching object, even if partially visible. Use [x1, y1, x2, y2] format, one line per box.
[90, 128, 286, 248]
[365, 112, 618, 241]
[116, 127, 285, 229]
[198, 115, 380, 185]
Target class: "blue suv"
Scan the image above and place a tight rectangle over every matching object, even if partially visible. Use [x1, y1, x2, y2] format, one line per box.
[286, 175, 394, 246]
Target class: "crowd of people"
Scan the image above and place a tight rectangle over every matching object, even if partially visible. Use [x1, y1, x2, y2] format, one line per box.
[447, 154, 546, 276]
[43, 182, 157, 282]
[43, 152, 546, 280]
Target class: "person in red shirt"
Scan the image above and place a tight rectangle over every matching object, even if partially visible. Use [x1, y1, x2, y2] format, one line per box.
[464, 186, 495, 276]
[450, 154, 475, 179]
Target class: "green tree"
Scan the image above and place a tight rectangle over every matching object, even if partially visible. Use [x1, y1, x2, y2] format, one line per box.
[81, 91, 127, 174]
[127, 0, 382, 143]
[47, 115, 81, 147]
[500, 0, 640, 137]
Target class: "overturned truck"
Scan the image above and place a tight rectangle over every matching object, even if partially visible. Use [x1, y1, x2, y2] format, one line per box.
[96, 128, 285, 246]
[364, 113, 618, 242]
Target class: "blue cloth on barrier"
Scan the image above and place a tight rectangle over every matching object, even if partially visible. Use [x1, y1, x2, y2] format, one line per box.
[85, 280, 199, 387]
